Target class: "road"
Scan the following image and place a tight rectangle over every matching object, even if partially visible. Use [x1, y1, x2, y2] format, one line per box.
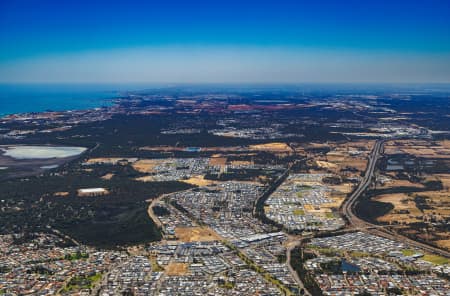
[341, 140, 450, 258]
[251, 158, 311, 295]
[341, 140, 383, 226]
[286, 236, 310, 296]
[252, 160, 295, 217]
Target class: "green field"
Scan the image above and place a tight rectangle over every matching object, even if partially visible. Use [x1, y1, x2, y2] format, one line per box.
[325, 212, 334, 218]
[422, 254, 449, 265]
[401, 249, 416, 256]
[293, 209, 305, 215]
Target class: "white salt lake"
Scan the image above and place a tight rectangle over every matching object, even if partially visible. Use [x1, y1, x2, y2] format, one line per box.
[1, 146, 87, 159]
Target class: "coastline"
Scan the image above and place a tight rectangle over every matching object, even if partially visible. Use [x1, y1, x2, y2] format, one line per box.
[0, 84, 119, 117]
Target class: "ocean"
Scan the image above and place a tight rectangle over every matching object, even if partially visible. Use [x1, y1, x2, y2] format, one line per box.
[0, 84, 120, 116]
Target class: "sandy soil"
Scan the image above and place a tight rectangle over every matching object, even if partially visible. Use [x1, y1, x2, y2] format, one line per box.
[315, 161, 338, 169]
[101, 173, 114, 180]
[436, 240, 450, 250]
[174, 226, 222, 242]
[53, 191, 69, 197]
[435, 174, 450, 188]
[181, 175, 218, 186]
[249, 142, 293, 153]
[165, 262, 189, 276]
[230, 160, 253, 166]
[132, 159, 161, 173]
[135, 175, 155, 182]
[209, 157, 227, 166]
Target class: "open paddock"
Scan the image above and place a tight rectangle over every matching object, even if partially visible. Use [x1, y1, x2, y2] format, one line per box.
[174, 226, 222, 242]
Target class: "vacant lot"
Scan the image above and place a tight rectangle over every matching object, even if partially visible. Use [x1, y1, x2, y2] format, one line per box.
[209, 156, 227, 166]
[249, 142, 293, 153]
[175, 226, 222, 242]
[132, 159, 161, 173]
[315, 160, 338, 169]
[84, 157, 136, 165]
[165, 262, 189, 275]
[181, 175, 218, 187]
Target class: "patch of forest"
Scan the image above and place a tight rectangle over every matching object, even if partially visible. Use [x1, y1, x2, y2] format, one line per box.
[0, 164, 193, 248]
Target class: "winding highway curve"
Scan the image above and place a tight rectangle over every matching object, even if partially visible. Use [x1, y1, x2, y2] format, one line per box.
[341, 139, 450, 258]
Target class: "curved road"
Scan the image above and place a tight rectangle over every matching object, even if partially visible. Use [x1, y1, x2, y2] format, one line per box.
[286, 237, 311, 296]
[341, 140, 383, 225]
[341, 140, 450, 258]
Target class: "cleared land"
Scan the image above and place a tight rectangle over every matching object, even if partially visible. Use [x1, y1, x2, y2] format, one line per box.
[132, 159, 162, 173]
[249, 142, 293, 153]
[315, 161, 338, 169]
[84, 157, 137, 165]
[174, 226, 222, 242]
[375, 193, 422, 224]
[384, 140, 450, 159]
[181, 175, 218, 186]
[209, 157, 227, 166]
[165, 262, 189, 276]
[101, 173, 114, 180]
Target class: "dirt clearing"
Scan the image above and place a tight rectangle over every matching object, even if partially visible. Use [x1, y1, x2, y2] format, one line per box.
[165, 262, 189, 276]
[175, 226, 222, 242]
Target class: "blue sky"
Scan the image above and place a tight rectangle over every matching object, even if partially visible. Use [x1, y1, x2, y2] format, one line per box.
[1, 0, 450, 83]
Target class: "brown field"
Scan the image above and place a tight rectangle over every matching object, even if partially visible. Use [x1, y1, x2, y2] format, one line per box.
[135, 175, 155, 182]
[85, 157, 137, 165]
[436, 240, 450, 250]
[376, 193, 422, 224]
[175, 226, 222, 242]
[323, 154, 368, 173]
[209, 157, 227, 166]
[329, 183, 353, 194]
[341, 158, 367, 172]
[101, 173, 114, 180]
[380, 179, 425, 189]
[303, 204, 316, 212]
[418, 189, 450, 204]
[165, 262, 189, 276]
[325, 151, 345, 162]
[181, 175, 218, 186]
[230, 160, 253, 166]
[440, 140, 450, 149]
[53, 191, 69, 197]
[132, 159, 161, 173]
[436, 174, 450, 188]
[347, 140, 375, 149]
[307, 142, 332, 148]
[322, 141, 373, 173]
[384, 140, 450, 158]
[315, 160, 338, 169]
[249, 142, 293, 153]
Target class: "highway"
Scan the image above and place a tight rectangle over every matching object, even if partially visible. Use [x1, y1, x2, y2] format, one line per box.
[341, 140, 450, 258]
[341, 140, 383, 226]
